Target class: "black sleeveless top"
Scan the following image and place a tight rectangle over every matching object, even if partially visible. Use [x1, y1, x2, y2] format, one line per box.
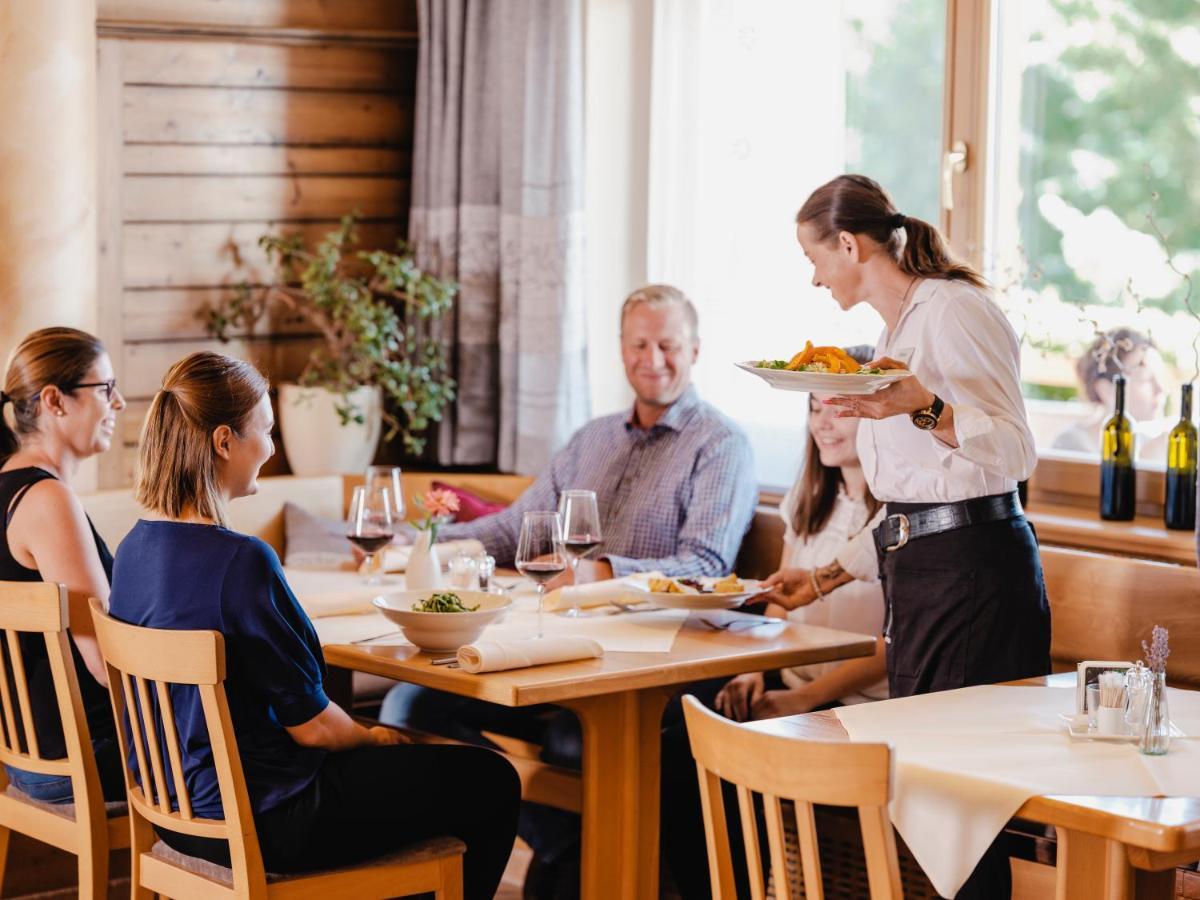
[0, 467, 116, 758]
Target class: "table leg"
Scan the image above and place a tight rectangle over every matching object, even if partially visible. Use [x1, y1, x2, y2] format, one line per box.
[1055, 828, 1133, 900]
[562, 686, 673, 900]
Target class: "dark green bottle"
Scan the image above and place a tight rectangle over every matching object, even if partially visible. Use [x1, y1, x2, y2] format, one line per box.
[1100, 374, 1135, 521]
[1164, 383, 1196, 530]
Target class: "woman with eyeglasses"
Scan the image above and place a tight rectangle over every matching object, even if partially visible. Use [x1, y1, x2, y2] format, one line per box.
[0, 326, 126, 803]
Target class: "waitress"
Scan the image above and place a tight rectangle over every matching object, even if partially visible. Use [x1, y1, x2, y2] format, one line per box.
[768, 173, 1051, 700]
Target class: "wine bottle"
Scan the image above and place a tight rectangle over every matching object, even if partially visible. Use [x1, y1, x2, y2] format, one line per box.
[1164, 383, 1197, 530]
[1100, 374, 1136, 521]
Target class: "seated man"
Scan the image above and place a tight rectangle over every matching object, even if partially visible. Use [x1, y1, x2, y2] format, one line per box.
[382, 284, 757, 897]
[430, 283, 757, 580]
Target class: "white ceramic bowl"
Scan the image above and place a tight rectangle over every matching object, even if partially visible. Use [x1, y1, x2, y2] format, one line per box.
[372, 590, 511, 652]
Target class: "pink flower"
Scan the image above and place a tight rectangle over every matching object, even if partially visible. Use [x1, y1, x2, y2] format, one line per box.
[423, 489, 460, 519]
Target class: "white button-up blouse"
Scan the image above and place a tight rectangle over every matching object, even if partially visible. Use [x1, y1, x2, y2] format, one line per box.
[839, 277, 1037, 582]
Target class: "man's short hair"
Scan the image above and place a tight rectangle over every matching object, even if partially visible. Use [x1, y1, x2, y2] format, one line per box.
[619, 284, 699, 341]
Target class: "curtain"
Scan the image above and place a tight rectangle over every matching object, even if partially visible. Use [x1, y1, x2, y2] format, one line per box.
[409, 0, 589, 474]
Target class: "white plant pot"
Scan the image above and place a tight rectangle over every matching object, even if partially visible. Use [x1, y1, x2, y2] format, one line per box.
[405, 530, 443, 591]
[277, 383, 382, 477]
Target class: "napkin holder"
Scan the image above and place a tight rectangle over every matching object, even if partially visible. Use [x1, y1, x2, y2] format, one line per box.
[1076, 660, 1132, 715]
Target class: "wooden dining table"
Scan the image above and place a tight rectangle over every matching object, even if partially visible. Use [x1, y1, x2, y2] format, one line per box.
[320, 610, 876, 900]
[744, 673, 1200, 900]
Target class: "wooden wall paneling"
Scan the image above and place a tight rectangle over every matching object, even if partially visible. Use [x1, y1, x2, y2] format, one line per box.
[123, 288, 318, 342]
[124, 144, 411, 176]
[122, 84, 411, 145]
[97, 0, 419, 33]
[97, 38, 127, 489]
[123, 174, 410, 222]
[120, 38, 415, 91]
[122, 221, 404, 289]
[122, 335, 323, 398]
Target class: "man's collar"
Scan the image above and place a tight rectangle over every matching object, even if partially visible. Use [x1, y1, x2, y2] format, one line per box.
[625, 385, 700, 433]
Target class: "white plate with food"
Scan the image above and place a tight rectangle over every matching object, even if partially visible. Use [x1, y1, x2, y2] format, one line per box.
[373, 590, 511, 652]
[632, 575, 769, 610]
[737, 361, 911, 395]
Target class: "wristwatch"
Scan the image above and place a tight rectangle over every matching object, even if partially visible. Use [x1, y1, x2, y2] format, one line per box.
[910, 394, 945, 431]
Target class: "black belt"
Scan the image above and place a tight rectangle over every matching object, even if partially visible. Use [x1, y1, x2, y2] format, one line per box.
[874, 491, 1023, 553]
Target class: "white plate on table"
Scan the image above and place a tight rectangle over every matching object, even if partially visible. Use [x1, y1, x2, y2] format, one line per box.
[637, 578, 769, 611]
[1059, 712, 1186, 742]
[735, 361, 912, 395]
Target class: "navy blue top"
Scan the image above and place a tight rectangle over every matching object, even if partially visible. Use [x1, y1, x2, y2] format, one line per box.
[109, 521, 330, 819]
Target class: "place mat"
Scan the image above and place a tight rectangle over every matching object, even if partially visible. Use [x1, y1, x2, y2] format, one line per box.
[312, 612, 411, 646]
[486, 596, 689, 652]
[835, 684, 1200, 898]
[283, 568, 389, 618]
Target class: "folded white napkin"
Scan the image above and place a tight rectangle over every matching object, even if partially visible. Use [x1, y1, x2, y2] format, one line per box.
[382, 539, 485, 572]
[456, 636, 603, 674]
[542, 574, 656, 611]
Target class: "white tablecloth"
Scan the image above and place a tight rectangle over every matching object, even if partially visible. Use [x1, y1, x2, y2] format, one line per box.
[834, 683, 1200, 898]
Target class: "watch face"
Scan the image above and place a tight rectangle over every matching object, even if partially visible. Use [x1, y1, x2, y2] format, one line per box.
[911, 411, 937, 430]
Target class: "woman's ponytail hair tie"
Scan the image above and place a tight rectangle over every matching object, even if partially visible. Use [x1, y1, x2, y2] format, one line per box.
[889, 213, 907, 230]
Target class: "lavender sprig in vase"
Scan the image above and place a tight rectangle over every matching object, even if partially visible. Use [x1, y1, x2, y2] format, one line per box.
[1139, 625, 1171, 755]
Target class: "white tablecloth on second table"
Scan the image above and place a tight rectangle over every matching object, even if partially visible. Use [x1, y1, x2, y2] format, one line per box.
[835, 683, 1200, 898]
[283, 567, 386, 618]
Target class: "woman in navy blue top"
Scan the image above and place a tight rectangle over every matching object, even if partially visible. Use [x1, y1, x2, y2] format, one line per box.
[109, 352, 518, 899]
[0, 327, 127, 803]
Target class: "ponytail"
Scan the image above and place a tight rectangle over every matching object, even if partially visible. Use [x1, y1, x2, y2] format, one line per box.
[0, 399, 18, 464]
[896, 215, 986, 288]
[796, 174, 986, 288]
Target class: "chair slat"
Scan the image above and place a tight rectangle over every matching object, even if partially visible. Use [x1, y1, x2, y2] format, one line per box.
[793, 799, 824, 900]
[859, 804, 903, 900]
[0, 636, 20, 752]
[5, 630, 39, 758]
[122, 671, 155, 809]
[696, 761, 737, 899]
[154, 679, 193, 820]
[135, 676, 171, 814]
[736, 783, 766, 900]
[762, 794, 796, 900]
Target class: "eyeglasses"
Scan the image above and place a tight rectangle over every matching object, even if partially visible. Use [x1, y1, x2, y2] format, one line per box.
[67, 379, 119, 402]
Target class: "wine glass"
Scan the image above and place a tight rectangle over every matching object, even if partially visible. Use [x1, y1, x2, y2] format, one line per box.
[365, 466, 406, 520]
[347, 485, 395, 585]
[558, 490, 603, 618]
[515, 511, 566, 639]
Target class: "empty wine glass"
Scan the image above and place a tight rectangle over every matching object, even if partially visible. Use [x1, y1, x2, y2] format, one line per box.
[347, 485, 395, 586]
[515, 511, 566, 639]
[558, 490, 603, 618]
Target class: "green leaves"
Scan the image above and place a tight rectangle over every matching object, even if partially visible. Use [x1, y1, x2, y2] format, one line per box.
[202, 215, 457, 454]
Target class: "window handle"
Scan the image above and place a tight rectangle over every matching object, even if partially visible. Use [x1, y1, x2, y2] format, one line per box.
[941, 140, 969, 211]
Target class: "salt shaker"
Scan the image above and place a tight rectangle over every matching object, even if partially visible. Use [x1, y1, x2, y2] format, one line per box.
[447, 553, 479, 590]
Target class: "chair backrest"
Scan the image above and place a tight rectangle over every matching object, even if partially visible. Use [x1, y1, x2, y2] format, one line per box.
[0, 582, 107, 816]
[88, 598, 267, 890]
[682, 695, 902, 900]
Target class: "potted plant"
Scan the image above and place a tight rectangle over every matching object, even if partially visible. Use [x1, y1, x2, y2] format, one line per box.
[204, 216, 457, 475]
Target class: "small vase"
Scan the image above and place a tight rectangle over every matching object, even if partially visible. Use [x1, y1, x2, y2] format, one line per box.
[406, 530, 443, 591]
[1139, 671, 1170, 755]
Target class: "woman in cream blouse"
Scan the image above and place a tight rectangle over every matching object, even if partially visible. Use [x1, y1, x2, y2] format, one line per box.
[715, 349, 887, 721]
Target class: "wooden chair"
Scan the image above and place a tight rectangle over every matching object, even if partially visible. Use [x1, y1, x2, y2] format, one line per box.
[0, 581, 129, 898]
[682, 695, 902, 900]
[88, 598, 465, 899]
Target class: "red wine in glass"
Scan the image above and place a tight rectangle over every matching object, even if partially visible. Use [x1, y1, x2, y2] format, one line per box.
[563, 537, 601, 560]
[517, 560, 568, 584]
[346, 533, 394, 555]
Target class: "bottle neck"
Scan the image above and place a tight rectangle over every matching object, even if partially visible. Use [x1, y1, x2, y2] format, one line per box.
[1113, 378, 1126, 418]
[1181, 384, 1193, 422]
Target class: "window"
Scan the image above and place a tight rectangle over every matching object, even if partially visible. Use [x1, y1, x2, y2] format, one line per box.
[986, 0, 1200, 467]
[643, 0, 946, 488]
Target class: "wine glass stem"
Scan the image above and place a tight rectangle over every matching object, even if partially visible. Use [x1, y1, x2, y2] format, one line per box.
[537, 584, 544, 639]
[566, 558, 580, 618]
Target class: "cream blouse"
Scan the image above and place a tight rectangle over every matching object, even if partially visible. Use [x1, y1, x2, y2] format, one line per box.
[778, 483, 888, 705]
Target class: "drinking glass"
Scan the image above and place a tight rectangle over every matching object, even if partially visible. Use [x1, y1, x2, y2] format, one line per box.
[558, 490, 603, 618]
[515, 511, 566, 639]
[363, 466, 405, 579]
[347, 485, 395, 585]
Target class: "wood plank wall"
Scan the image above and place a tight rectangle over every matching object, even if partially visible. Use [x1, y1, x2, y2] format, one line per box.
[95, 0, 418, 487]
